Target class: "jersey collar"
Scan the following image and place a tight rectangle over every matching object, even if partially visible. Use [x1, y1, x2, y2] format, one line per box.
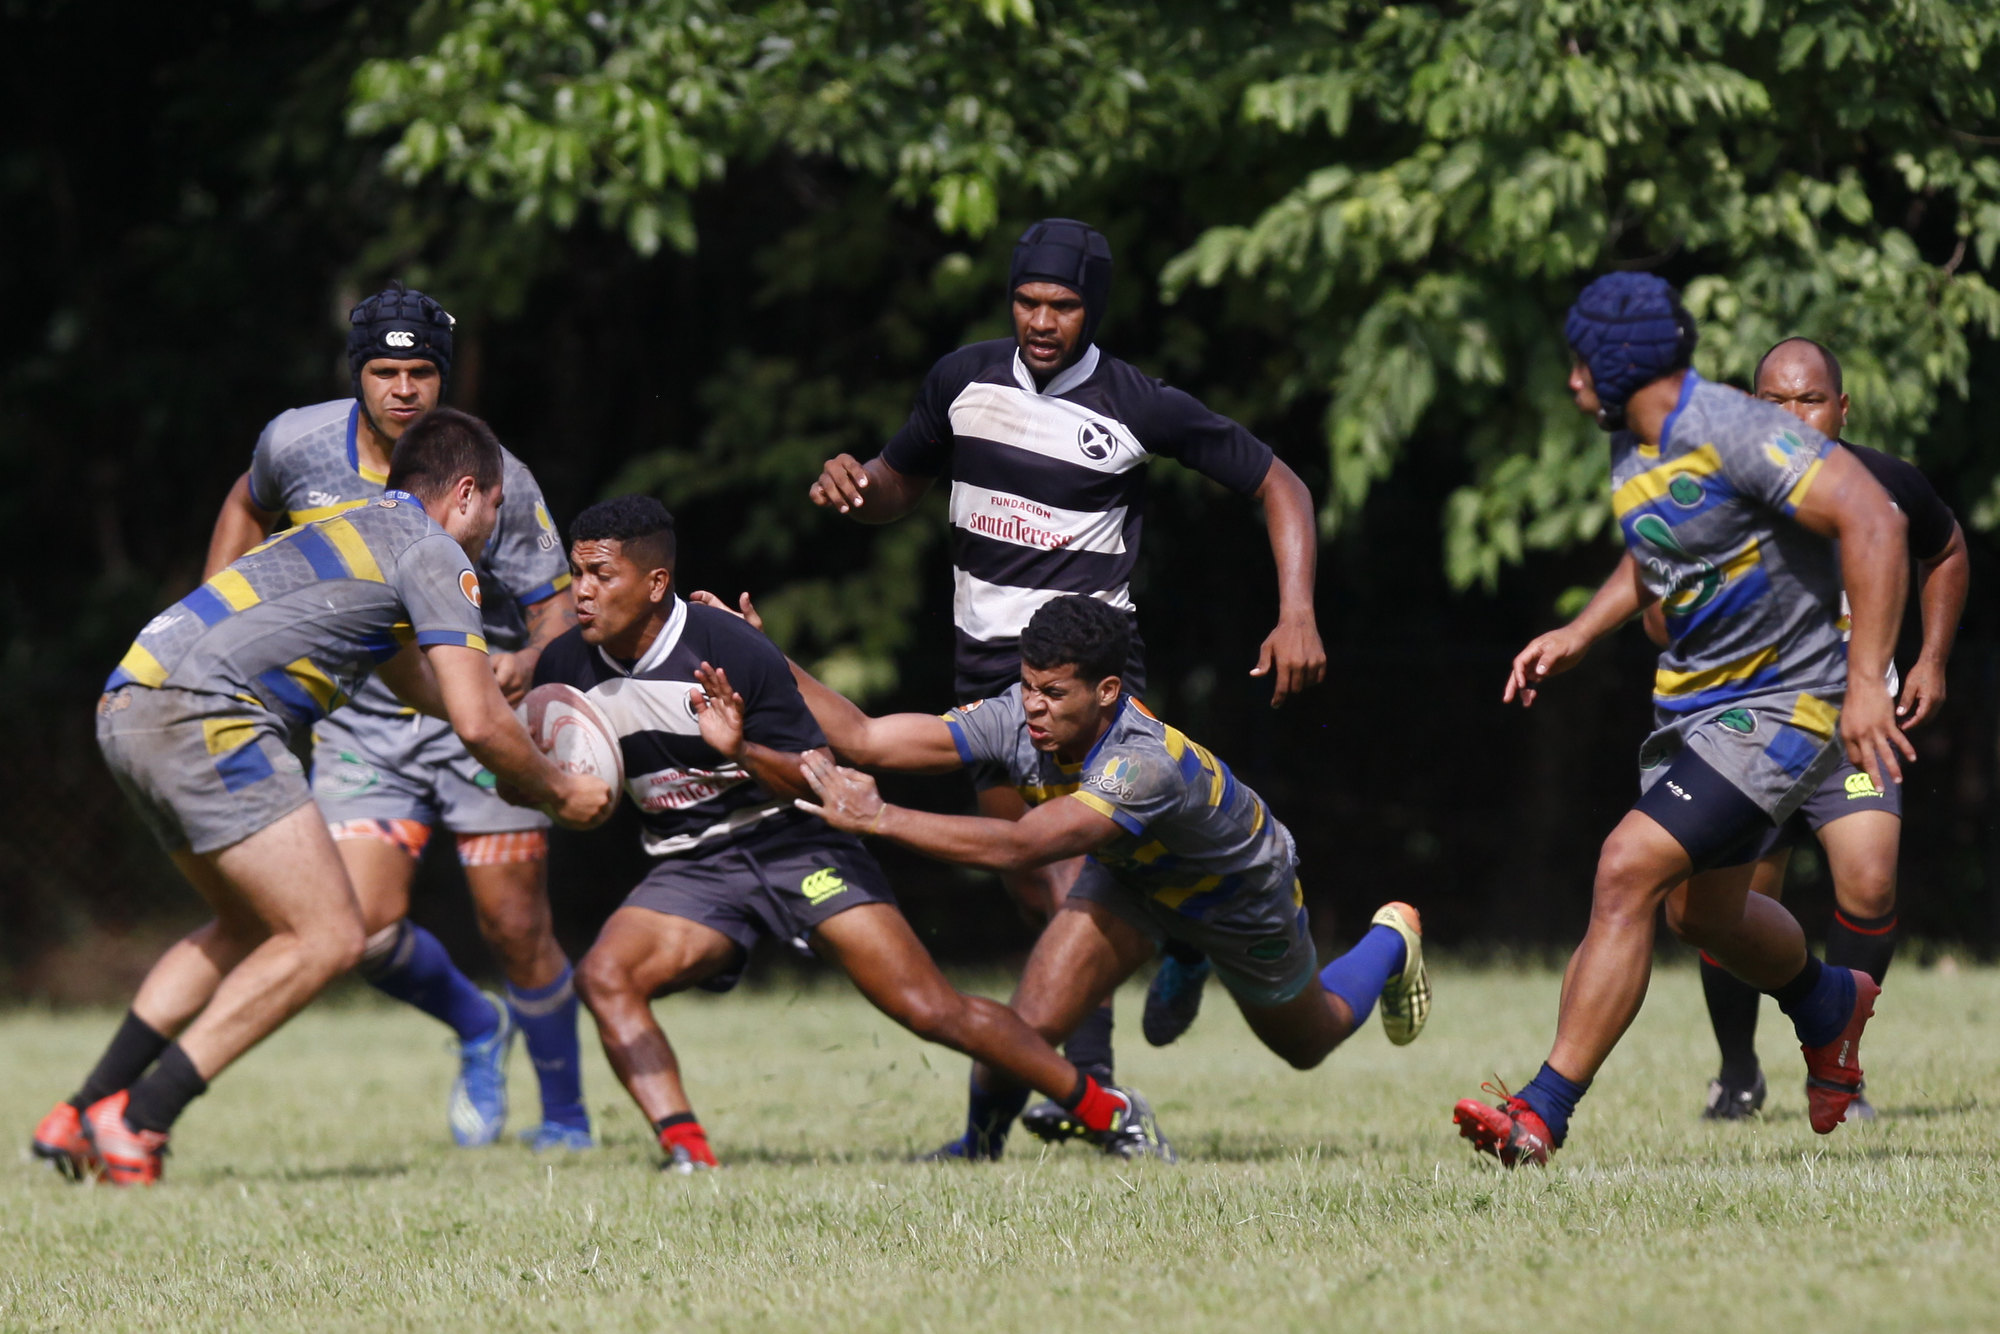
[595, 594, 687, 677]
[1079, 692, 1131, 769]
[1010, 342, 1101, 398]
[1656, 368, 1701, 452]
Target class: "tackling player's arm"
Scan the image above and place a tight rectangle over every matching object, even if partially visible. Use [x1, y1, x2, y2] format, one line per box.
[687, 590, 964, 773]
[688, 662, 830, 803]
[1900, 519, 1968, 729]
[1504, 552, 1651, 707]
[1789, 447, 1913, 786]
[203, 473, 280, 577]
[1248, 457, 1328, 707]
[797, 753, 1115, 871]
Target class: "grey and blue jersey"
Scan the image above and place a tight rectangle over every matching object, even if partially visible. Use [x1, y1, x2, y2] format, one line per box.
[247, 398, 567, 832]
[1613, 373, 1850, 819]
[108, 493, 485, 728]
[942, 687, 1297, 917]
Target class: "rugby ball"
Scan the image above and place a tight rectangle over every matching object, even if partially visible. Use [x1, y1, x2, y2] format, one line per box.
[523, 683, 624, 830]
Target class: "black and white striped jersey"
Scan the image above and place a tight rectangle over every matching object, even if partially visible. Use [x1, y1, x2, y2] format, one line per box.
[881, 339, 1274, 687]
[531, 598, 827, 858]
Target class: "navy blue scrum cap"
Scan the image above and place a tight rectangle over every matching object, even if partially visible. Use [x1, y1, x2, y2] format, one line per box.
[1564, 272, 1697, 426]
[347, 280, 456, 390]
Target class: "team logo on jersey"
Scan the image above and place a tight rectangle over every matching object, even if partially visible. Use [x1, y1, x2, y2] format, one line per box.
[1631, 513, 1722, 614]
[534, 501, 556, 551]
[142, 610, 183, 636]
[1088, 755, 1138, 799]
[384, 330, 417, 349]
[1845, 771, 1884, 800]
[460, 570, 483, 608]
[315, 749, 380, 797]
[1717, 708, 1757, 735]
[1668, 473, 1705, 507]
[1077, 421, 1117, 462]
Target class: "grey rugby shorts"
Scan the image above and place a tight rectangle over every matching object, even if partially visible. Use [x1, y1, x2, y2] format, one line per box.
[96, 685, 313, 855]
[311, 708, 548, 835]
[1067, 856, 1318, 1008]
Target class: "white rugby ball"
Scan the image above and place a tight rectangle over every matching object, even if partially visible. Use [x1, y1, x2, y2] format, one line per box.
[523, 683, 624, 830]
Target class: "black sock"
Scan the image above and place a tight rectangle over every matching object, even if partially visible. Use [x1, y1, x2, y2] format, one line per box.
[1765, 953, 1823, 1011]
[1063, 1003, 1115, 1084]
[69, 1010, 170, 1112]
[652, 1111, 699, 1135]
[1826, 909, 1898, 984]
[122, 1043, 208, 1134]
[1161, 939, 1206, 966]
[1699, 953, 1761, 1086]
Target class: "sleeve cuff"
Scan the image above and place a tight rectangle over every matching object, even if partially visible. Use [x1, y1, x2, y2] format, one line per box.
[416, 630, 488, 653]
[515, 572, 573, 607]
[1071, 790, 1144, 835]
[944, 716, 976, 765]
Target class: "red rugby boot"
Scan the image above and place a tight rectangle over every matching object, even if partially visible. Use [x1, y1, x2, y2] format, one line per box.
[1454, 1084, 1553, 1167]
[81, 1092, 168, 1187]
[31, 1102, 100, 1182]
[1802, 970, 1880, 1134]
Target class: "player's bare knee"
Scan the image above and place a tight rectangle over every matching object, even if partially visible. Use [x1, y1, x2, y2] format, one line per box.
[892, 989, 967, 1047]
[574, 950, 633, 1015]
[1842, 876, 1897, 920]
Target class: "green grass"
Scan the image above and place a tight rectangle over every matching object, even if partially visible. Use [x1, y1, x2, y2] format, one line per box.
[4, 961, 1998, 1332]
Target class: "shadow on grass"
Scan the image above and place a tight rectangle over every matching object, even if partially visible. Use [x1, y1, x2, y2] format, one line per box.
[1734, 1094, 1978, 1126]
[206, 1161, 414, 1184]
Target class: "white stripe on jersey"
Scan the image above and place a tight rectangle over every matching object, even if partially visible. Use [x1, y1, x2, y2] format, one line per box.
[952, 568, 1133, 643]
[949, 481, 1129, 555]
[945, 380, 1148, 476]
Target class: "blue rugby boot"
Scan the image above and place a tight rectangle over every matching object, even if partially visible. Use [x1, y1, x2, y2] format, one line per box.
[1142, 952, 1212, 1047]
[519, 1121, 595, 1152]
[448, 994, 514, 1147]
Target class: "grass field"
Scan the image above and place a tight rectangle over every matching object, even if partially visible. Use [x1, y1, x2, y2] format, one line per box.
[4, 959, 1998, 1332]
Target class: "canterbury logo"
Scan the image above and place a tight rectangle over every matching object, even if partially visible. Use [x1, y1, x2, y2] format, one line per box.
[384, 330, 416, 348]
[800, 868, 848, 905]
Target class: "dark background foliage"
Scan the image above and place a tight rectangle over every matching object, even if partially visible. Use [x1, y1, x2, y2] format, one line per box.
[5, 0, 1999, 1000]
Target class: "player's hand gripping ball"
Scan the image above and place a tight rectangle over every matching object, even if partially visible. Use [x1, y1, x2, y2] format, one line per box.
[522, 683, 624, 830]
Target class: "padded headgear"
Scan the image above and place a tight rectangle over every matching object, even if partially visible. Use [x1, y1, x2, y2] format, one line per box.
[347, 281, 455, 391]
[1564, 272, 1697, 429]
[1010, 219, 1113, 346]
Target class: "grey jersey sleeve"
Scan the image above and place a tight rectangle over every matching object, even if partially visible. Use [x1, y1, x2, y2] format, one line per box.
[1071, 739, 1181, 837]
[1718, 412, 1837, 516]
[942, 689, 1026, 769]
[481, 454, 571, 608]
[392, 532, 490, 651]
[245, 413, 288, 513]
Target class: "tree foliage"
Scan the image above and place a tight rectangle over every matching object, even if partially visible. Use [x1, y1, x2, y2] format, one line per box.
[351, 0, 2000, 599]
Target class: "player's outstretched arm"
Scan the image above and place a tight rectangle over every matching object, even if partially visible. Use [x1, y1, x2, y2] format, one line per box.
[687, 589, 963, 772]
[1791, 447, 1912, 787]
[203, 472, 279, 578]
[797, 753, 1115, 871]
[690, 661, 824, 802]
[1900, 519, 1968, 730]
[808, 454, 932, 523]
[426, 643, 612, 827]
[1249, 456, 1327, 707]
[1504, 552, 1649, 707]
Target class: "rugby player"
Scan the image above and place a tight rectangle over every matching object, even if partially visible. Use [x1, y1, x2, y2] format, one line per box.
[705, 592, 1428, 1162]
[204, 284, 590, 1151]
[808, 219, 1328, 1130]
[1676, 337, 1966, 1121]
[31, 411, 610, 1185]
[1454, 273, 1912, 1165]
[535, 498, 1173, 1170]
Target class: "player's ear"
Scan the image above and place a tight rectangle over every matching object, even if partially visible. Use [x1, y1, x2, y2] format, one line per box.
[649, 565, 672, 604]
[1098, 673, 1122, 708]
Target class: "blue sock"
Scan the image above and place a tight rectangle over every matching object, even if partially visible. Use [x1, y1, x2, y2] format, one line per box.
[506, 967, 588, 1130]
[1517, 1062, 1590, 1147]
[1316, 924, 1408, 1029]
[965, 1073, 1030, 1158]
[360, 922, 499, 1043]
[1766, 955, 1857, 1048]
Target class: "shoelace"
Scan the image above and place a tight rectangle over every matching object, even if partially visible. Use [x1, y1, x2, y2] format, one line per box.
[1478, 1074, 1514, 1106]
